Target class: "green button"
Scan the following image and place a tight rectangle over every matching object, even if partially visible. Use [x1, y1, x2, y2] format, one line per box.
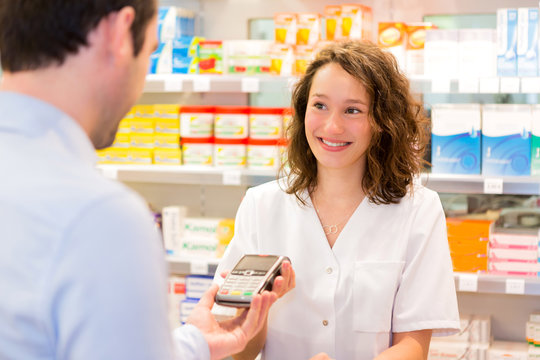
[243, 292, 253, 296]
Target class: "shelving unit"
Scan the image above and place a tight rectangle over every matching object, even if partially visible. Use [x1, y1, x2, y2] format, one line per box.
[144, 74, 540, 95]
[98, 164, 276, 186]
[165, 257, 540, 296]
[135, 1, 540, 344]
[98, 165, 540, 195]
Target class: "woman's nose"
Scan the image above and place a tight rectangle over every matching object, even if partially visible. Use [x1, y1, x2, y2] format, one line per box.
[324, 112, 345, 134]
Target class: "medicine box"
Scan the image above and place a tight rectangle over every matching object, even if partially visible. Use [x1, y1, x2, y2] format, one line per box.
[497, 8, 518, 76]
[531, 105, 540, 175]
[431, 104, 481, 175]
[482, 104, 531, 176]
[517, 8, 539, 77]
[185, 275, 213, 300]
[424, 29, 459, 78]
[180, 298, 198, 324]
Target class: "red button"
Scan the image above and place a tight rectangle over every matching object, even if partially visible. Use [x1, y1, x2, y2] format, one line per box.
[220, 289, 229, 295]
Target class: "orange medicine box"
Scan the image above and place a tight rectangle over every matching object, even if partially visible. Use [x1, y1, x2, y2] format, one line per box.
[405, 23, 436, 75]
[378, 22, 407, 69]
[296, 13, 320, 45]
[451, 254, 488, 273]
[324, 5, 341, 41]
[340, 4, 372, 41]
[274, 13, 297, 45]
[446, 218, 493, 272]
[446, 218, 493, 239]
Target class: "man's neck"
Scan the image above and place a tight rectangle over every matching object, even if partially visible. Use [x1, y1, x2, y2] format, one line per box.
[0, 64, 97, 137]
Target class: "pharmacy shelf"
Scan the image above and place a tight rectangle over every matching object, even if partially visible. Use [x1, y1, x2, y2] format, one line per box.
[144, 74, 540, 94]
[98, 165, 540, 194]
[144, 74, 297, 94]
[97, 164, 277, 186]
[454, 273, 540, 296]
[419, 173, 540, 195]
[166, 257, 540, 296]
[167, 256, 220, 275]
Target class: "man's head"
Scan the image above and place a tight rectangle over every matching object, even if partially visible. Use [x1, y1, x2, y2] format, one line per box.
[0, 1, 156, 72]
[0, 0, 158, 149]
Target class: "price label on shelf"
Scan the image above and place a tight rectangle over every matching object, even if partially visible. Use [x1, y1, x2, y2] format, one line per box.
[190, 259, 209, 275]
[458, 273, 478, 292]
[458, 78, 479, 93]
[431, 78, 451, 93]
[193, 76, 211, 92]
[479, 77, 500, 93]
[164, 77, 183, 92]
[484, 178, 503, 194]
[499, 77, 520, 93]
[505, 278, 525, 295]
[241, 78, 260, 93]
[520, 77, 540, 93]
[222, 170, 242, 185]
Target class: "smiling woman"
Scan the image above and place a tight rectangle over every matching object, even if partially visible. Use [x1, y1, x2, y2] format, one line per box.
[214, 40, 460, 360]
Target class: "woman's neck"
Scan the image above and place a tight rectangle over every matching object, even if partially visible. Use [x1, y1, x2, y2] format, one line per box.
[312, 164, 366, 204]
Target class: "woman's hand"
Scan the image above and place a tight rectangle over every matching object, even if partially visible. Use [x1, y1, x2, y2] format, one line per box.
[270, 260, 295, 298]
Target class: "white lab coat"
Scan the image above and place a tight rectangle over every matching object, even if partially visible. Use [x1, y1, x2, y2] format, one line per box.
[215, 180, 460, 360]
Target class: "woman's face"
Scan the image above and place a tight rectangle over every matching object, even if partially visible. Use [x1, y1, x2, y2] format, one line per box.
[305, 62, 373, 174]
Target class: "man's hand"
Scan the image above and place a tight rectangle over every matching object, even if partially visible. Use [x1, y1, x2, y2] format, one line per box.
[187, 284, 277, 360]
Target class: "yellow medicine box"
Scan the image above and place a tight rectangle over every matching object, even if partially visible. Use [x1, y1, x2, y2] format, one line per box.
[153, 148, 182, 165]
[96, 148, 129, 164]
[154, 133, 180, 149]
[130, 133, 155, 149]
[111, 133, 131, 148]
[155, 118, 180, 134]
[127, 148, 152, 164]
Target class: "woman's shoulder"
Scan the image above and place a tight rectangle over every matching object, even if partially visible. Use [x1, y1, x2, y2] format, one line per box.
[402, 183, 441, 209]
[246, 178, 289, 198]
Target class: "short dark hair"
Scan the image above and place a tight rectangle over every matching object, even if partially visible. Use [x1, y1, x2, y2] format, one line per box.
[281, 40, 429, 205]
[0, 0, 156, 72]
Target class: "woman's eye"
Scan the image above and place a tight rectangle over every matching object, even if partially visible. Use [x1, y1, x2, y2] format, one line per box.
[313, 102, 326, 110]
[345, 107, 361, 114]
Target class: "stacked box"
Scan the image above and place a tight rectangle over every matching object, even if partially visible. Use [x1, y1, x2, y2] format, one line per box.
[431, 104, 482, 175]
[446, 218, 492, 273]
[482, 104, 531, 176]
[489, 229, 540, 277]
[497, 8, 518, 76]
[517, 8, 538, 77]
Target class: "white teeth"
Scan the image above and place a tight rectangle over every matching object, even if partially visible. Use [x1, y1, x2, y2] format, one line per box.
[321, 138, 349, 147]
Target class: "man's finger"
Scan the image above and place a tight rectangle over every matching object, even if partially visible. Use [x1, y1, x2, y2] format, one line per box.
[256, 292, 276, 328]
[239, 293, 263, 338]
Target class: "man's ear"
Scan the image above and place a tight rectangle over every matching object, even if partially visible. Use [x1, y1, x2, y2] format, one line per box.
[100, 6, 136, 65]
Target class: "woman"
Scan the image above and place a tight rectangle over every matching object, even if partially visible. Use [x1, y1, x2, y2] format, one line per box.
[214, 40, 460, 360]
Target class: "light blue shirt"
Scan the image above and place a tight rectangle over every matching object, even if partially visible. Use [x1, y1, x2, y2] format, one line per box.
[0, 92, 210, 360]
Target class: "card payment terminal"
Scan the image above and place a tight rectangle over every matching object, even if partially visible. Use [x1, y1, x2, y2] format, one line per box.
[215, 254, 290, 308]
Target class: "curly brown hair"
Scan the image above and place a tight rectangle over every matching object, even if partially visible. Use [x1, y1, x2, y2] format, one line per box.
[280, 40, 429, 205]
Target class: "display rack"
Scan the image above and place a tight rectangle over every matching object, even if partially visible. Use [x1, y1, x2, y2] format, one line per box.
[97, 164, 276, 186]
[144, 74, 297, 94]
[167, 256, 220, 275]
[165, 257, 540, 296]
[97, 165, 540, 195]
[144, 74, 540, 95]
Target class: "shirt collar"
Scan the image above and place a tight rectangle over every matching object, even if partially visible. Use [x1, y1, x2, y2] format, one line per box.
[0, 91, 97, 166]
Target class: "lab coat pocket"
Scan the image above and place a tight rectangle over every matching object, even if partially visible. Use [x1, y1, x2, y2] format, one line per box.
[353, 261, 404, 332]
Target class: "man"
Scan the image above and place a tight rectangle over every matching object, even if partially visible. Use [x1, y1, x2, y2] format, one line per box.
[0, 1, 291, 359]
